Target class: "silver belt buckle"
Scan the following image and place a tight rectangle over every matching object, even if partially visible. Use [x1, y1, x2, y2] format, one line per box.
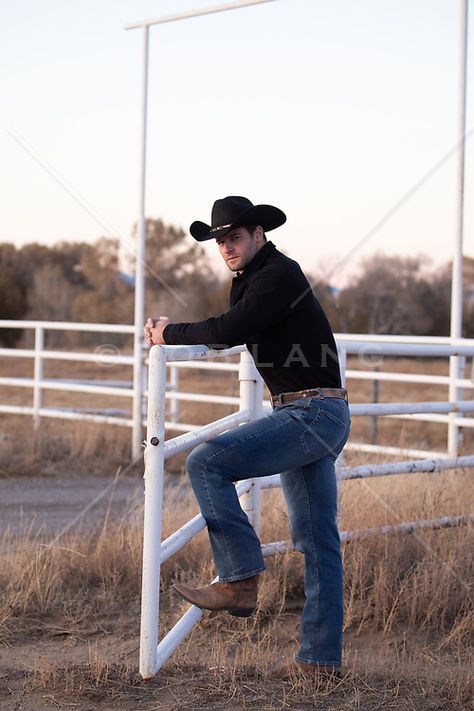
[272, 393, 283, 408]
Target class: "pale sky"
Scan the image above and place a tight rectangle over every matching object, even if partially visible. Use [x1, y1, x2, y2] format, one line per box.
[1, 0, 473, 284]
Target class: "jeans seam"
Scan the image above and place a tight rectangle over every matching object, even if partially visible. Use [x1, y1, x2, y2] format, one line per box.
[198, 458, 235, 575]
[300, 468, 321, 659]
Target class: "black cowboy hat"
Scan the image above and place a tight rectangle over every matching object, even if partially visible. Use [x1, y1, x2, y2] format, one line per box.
[190, 196, 286, 242]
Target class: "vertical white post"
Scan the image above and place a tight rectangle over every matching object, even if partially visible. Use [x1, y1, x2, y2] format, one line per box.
[139, 344, 167, 679]
[33, 326, 44, 427]
[169, 365, 180, 424]
[238, 350, 262, 536]
[448, 0, 469, 456]
[141, 351, 149, 425]
[251, 366, 264, 536]
[338, 346, 347, 389]
[132, 25, 150, 461]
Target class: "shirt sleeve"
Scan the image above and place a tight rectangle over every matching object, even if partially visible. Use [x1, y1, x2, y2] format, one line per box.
[163, 268, 300, 348]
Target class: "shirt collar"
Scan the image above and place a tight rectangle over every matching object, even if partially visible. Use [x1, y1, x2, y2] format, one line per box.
[235, 241, 276, 280]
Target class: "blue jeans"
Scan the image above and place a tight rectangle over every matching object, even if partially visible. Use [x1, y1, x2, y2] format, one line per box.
[185, 395, 351, 666]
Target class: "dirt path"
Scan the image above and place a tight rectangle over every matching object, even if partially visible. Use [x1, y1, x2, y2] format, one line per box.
[1, 628, 471, 711]
[0, 475, 144, 537]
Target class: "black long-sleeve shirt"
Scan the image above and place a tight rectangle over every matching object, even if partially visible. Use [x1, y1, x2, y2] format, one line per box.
[163, 241, 341, 395]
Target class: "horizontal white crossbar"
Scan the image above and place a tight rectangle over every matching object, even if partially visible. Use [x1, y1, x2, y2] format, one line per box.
[341, 513, 474, 540]
[161, 344, 244, 362]
[0, 377, 134, 398]
[257, 454, 474, 490]
[260, 512, 474, 555]
[125, 0, 278, 31]
[339, 454, 474, 480]
[163, 410, 251, 460]
[339, 341, 474, 357]
[165, 391, 239, 406]
[346, 369, 474, 388]
[171, 361, 239, 372]
[0, 348, 134, 365]
[390, 413, 474, 427]
[350, 400, 474, 416]
[0, 319, 134, 333]
[0, 405, 133, 426]
[336, 333, 474, 345]
[345, 443, 447, 459]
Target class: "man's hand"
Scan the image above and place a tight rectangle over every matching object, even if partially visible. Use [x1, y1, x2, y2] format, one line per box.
[144, 316, 171, 346]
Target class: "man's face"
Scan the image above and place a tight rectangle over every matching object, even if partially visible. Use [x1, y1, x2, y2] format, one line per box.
[216, 226, 265, 272]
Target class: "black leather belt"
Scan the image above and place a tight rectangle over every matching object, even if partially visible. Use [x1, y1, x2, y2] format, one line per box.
[271, 387, 348, 408]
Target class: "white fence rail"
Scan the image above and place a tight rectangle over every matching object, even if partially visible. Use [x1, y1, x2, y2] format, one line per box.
[0, 320, 136, 429]
[140, 344, 474, 679]
[1, 320, 474, 460]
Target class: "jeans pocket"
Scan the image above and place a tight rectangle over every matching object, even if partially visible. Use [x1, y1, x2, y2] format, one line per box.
[300, 405, 350, 458]
[322, 407, 348, 428]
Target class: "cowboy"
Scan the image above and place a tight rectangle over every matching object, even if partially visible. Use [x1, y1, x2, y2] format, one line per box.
[145, 196, 350, 676]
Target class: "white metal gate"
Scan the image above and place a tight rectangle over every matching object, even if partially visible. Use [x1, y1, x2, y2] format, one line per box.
[139, 343, 474, 679]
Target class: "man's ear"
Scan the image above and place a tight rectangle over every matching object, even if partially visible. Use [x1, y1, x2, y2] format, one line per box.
[254, 225, 265, 243]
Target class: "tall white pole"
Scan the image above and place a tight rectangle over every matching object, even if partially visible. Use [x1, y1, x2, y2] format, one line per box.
[132, 26, 150, 460]
[125, 0, 278, 30]
[127, 2, 279, 460]
[448, 0, 469, 456]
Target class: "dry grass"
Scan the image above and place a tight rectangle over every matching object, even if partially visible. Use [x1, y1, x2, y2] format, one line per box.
[1, 470, 473, 708]
[4, 468, 471, 641]
[20, 650, 474, 711]
[1, 353, 473, 708]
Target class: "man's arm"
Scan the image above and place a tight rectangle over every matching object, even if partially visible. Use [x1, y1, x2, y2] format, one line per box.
[161, 269, 302, 348]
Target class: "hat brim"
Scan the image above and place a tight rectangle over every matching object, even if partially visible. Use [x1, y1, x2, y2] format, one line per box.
[190, 204, 286, 242]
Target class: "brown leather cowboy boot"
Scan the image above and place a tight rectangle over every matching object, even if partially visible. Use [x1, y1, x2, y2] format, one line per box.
[173, 574, 259, 617]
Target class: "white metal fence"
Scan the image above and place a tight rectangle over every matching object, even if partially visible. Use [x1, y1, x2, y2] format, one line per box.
[140, 343, 474, 679]
[1, 320, 474, 677]
[1, 320, 474, 460]
[0, 319, 135, 427]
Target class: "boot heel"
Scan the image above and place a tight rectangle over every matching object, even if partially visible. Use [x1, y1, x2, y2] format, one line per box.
[228, 608, 255, 618]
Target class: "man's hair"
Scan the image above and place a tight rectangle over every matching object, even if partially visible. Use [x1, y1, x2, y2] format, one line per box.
[244, 224, 267, 241]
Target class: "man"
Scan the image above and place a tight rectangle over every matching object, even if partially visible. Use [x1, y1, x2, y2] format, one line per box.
[145, 196, 350, 675]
